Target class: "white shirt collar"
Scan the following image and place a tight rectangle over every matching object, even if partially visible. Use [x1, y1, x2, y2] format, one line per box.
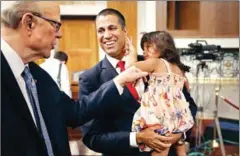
[1, 38, 26, 79]
[106, 54, 127, 69]
[106, 54, 119, 68]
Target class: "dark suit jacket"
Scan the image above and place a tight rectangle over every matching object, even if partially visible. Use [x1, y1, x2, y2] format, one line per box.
[79, 56, 197, 156]
[1, 52, 121, 156]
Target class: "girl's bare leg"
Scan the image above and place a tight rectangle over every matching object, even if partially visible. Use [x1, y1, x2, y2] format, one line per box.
[151, 148, 170, 156]
[174, 143, 187, 156]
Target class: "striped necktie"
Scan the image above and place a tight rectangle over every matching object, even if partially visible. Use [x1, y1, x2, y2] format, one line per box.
[22, 66, 54, 156]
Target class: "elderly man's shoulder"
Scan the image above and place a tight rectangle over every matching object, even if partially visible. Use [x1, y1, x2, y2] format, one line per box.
[29, 62, 56, 81]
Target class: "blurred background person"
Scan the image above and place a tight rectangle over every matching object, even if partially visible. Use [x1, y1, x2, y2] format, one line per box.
[41, 50, 72, 97]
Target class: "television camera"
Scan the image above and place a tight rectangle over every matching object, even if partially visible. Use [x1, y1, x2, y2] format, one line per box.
[182, 40, 221, 61]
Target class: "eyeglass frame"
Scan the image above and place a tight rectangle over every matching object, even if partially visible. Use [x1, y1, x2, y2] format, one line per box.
[32, 13, 61, 32]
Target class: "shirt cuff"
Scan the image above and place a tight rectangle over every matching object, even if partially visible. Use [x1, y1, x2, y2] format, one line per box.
[130, 132, 138, 147]
[113, 79, 124, 95]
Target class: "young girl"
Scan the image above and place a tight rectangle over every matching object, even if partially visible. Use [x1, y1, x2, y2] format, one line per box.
[126, 31, 194, 156]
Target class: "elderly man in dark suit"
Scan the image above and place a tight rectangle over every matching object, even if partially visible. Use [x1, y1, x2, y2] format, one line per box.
[1, 2, 148, 156]
[79, 8, 197, 156]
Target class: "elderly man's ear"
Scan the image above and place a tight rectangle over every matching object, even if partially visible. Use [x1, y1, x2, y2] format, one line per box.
[21, 13, 36, 30]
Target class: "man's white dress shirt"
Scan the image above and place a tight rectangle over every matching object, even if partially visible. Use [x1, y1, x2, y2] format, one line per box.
[1, 38, 37, 126]
[106, 54, 143, 147]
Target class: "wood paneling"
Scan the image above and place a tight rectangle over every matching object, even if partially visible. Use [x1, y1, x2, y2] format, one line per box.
[58, 16, 98, 82]
[167, 2, 176, 30]
[177, 1, 200, 30]
[200, 1, 239, 37]
[71, 82, 79, 100]
[107, 1, 137, 47]
[157, 1, 239, 38]
[157, 1, 199, 37]
[167, 1, 200, 30]
[34, 58, 45, 65]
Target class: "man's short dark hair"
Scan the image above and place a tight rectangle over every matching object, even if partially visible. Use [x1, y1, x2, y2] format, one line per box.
[54, 51, 68, 63]
[96, 8, 126, 29]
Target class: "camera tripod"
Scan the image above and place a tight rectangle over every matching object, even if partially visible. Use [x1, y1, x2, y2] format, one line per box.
[194, 61, 226, 156]
[194, 60, 209, 148]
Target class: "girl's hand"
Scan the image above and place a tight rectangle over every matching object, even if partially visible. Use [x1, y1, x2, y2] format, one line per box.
[124, 36, 135, 56]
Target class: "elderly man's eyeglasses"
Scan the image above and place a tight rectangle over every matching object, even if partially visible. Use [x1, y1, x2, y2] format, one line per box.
[33, 14, 61, 32]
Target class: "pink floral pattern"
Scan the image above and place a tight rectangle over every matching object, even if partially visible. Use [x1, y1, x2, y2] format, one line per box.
[132, 72, 194, 151]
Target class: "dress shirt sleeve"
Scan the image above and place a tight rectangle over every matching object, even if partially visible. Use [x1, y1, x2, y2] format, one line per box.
[61, 64, 72, 98]
[113, 78, 124, 95]
[130, 132, 138, 147]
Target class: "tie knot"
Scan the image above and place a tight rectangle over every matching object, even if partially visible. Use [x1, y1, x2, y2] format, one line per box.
[22, 66, 33, 81]
[117, 61, 125, 72]
[22, 66, 30, 75]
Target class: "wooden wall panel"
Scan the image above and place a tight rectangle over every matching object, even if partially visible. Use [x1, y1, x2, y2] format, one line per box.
[107, 1, 137, 47]
[167, 2, 176, 30]
[178, 1, 200, 30]
[166, 1, 200, 30]
[200, 1, 239, 37]
[58, 17, 98, 82]
[201, 1, 238, 37]
[157, 1, 239, 37]
[34, 58, 45, 65]
[199, 2, 217, 37]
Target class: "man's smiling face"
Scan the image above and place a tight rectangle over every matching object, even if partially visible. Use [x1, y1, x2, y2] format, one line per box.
[96, 14, 127, 59]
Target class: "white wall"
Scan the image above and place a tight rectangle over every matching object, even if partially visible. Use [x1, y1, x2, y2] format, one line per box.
[1, 1, 16, 12]
[137, 1, 156, 54]
[60, 1, 106, 16]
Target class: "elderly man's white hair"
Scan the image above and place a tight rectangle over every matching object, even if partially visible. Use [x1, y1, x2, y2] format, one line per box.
[1, 1, 41, 29]
[1, 1, 16, 12]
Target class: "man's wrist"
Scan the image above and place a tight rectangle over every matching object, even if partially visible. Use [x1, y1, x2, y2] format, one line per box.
[136, 131, 143, 144]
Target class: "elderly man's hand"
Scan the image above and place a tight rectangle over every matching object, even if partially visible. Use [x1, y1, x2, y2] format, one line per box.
[114, 66, 148, 87]
[136, 125, 172, 152]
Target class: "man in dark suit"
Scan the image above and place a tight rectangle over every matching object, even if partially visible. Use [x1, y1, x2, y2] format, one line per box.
[1, 2, 148, 156]
[79, 8, 197, 156]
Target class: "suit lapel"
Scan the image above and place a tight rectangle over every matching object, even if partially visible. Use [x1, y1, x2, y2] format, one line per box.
[1, 53, 40, 136]
[101, 56, 137, 101]
[101, 56, 118, 81]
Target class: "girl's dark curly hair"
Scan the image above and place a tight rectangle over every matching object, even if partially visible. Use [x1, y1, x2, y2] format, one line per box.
[140, 31, 190, 72]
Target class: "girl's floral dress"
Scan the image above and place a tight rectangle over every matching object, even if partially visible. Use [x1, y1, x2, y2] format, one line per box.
[132, 59, 194, 151]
